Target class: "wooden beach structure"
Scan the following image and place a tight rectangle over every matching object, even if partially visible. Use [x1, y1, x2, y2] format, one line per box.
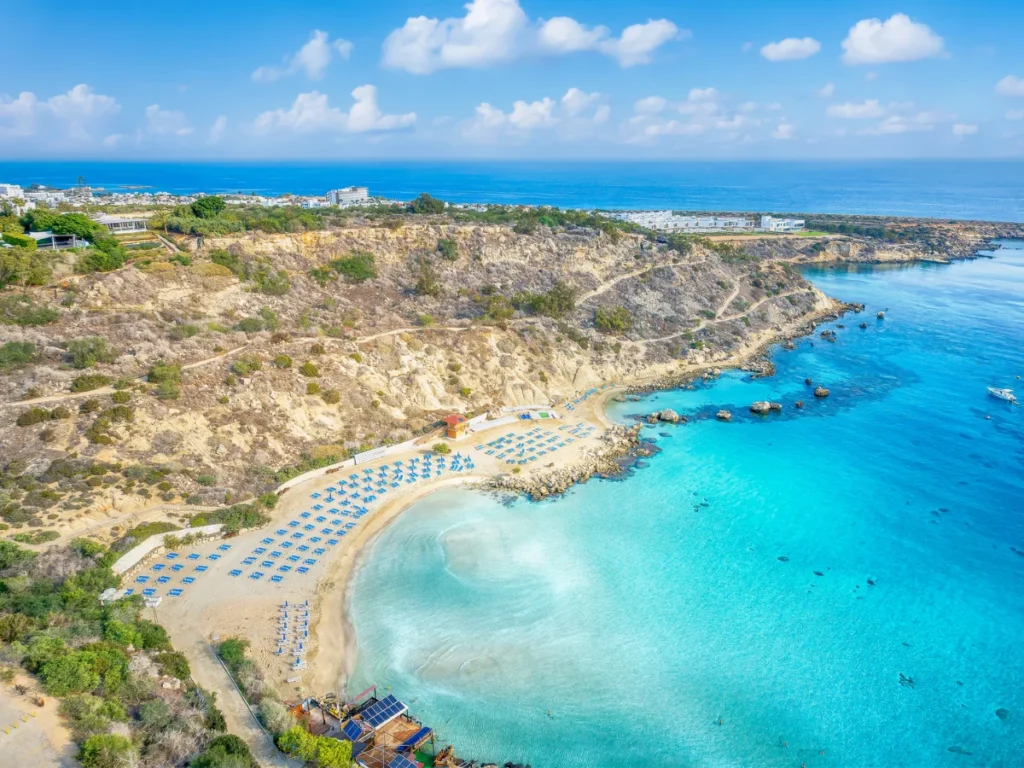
[443, 414, 469, 440]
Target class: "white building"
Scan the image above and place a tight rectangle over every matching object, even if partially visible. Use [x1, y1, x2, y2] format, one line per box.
[93, 214, 148, 234]
[0, 183, 24, 199]
[609, 210, 753, 232]
[326, 186, 369, 206]
[759, 215, 805, 233]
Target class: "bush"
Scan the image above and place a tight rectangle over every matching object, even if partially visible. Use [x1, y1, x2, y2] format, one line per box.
[251, 266, 290, 296]
[2, 232, 37, 249]
[349, 352, 362, 364]
[309, 343, 325, 355]
[66, 337, 117, 369]
[437, 237, 458, 260]
[273, 354, 292, 369]
[594, 305, 633, 333]
[231, 355, 262, 376]
[305, 382, 320, 395]
[191, 734, 257, 768]
[234, 317, 264, 333]
[513, 281, 577, 318]
[191, 196, 226, 219]
[459, 386, 472, 397]
[196, 473, 216, 486]
[147, 361, 182, 384]
[418, 314, 434, 327]
[156, 651, 191, 680]
[17, 407, 52, 426]
[71, 374, 111, 393]
[321, 389, 340, 404]
[0, 294, 59, 326]
[155, 380, 180, 400]
[299, 361, 319, 377]
[169, 323, 200, 340]
[409, 193, 446, 214]
[432, 443, 451, 455]
[216, 637, 249, 673]
[327, 251, 376, 283]
[0, 340, 37, 371]
[78, 734, 137, 768]
[110, 391, 130, 404]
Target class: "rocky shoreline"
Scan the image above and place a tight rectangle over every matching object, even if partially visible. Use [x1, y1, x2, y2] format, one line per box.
[489, 424, 644, 500]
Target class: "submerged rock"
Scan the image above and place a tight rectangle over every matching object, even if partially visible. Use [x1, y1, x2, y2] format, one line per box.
[777, 556, 789, 562]
[947, 746, 971, 756]
[877, 311, 886, 319]
[794, 400, 804, 409]
[860, 322, 868, 329]
[995, 707, 1009, 721]
[805, 377, 814, 385]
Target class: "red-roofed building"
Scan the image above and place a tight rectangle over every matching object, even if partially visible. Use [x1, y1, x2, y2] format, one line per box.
[443, 414, 469, 439]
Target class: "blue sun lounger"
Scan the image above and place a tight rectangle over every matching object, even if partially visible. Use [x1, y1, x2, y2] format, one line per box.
[229, 569, 242, 577]
[182, 577, 196, 585]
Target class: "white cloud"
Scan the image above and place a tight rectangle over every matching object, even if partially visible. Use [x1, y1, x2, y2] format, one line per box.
[561, 87, 601, 117]
[509, 97, 557, 129]
[772, 122, 796, 140]
[738, 101, 758, 113]
[817, 82, 835, 98]
[209, 115, 228, 144]
[952, 123, 978, 136]
[859, 107, 956, 136]
[254, 86, 415, 134]
[48, 84, 119, 122]
[841, 14, 945, 65]
[253, 30, 353, 83]
[596, 19, 682, 67]
[146, 105, 193, 136]
[634, 96, 667, 115]
[102, 134, 123, 148]
[760, 37, 820, 62]
[827, 99, 885, 119]
[0, 92, 39, 136]
[1006, 109, 1024, 121]
[644, 120, 706, 137]
[865, 71, 879, 82]
[995, 75, 1024, 97]
[677, 87, 719, 115]
[383, 0, 682, 74]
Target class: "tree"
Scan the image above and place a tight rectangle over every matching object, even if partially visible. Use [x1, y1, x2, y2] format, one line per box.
[408, 193, 445, 214]
[327, 252, 376, 283]
[315, 736, 353, 767]
[413, 257, 440, 297]
[78, 734, 137, 768]
[436, 238, 458, 260]
[40, 651, 100, 696]
[190, 734, 256, 768]
[216, 637, 249, 672]
[594, 305, 633, 333]
[191, 196, 227, 219]
[277, 726, 318, 762]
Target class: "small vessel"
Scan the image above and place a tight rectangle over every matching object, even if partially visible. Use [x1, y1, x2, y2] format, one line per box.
[987, 387, 1018, 404]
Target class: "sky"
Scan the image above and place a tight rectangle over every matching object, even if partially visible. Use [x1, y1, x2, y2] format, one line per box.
[3, 0, 1024, 160]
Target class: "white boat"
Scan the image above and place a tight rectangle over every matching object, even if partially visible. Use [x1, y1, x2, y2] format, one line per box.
[987, 387, 1018, 404]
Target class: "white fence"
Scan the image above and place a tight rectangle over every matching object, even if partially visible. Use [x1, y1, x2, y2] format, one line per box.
[111, 524, 224, 575]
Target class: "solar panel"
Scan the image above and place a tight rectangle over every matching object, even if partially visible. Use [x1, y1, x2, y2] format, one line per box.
[388, 755, 419, 768]
[342, 719, 364, 741]
[362, 695, 406, 729]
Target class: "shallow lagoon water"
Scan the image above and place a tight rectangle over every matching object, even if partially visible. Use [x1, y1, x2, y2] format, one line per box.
[348, 243, 1024, 767]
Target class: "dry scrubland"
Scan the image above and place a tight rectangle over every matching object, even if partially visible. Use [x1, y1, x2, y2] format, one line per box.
[4, 211, 1017, 546]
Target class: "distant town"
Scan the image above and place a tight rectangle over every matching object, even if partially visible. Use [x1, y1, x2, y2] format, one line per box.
[0, 179, 806, 252]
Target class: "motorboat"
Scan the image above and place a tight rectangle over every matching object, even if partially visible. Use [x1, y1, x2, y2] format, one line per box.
[987, 387, 1018, 404]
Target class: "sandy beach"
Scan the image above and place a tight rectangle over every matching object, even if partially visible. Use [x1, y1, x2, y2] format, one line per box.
[157, 397, 619, 711]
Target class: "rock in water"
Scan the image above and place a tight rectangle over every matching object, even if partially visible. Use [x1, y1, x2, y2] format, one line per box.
[814, 386, 830, 398]
[859, 322, 868, 329]
[794, 401, 804, 409]
[877, 311, 886, 319]
[658, 409, 681, 424]
[995, 707, 1009, 721]
[804, 377, 813, 385]
[750, 401, 772, 414]
[947, 746, 972, 755]
[716, 410, 732, 422]
[769, 402, 783, 411]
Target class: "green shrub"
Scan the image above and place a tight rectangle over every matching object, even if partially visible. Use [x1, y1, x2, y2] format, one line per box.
[273, 354, 292, 369]
[17, 407, 52, 426]
[327, 251, 376, 283]
[196, 473, 216, 486]
[349, 352, 362, 364]
[408, 192, 446, 214]
[155, 380, 180, 400]
[321, 389, 340, 404]
[169, 323, 200, 340]
[110, 391, 130, 404]
[147, 361, 181, 384]
[71, 374, 111, 393]
[66, 337, 118, 369]
[2, 232, 37, 249]
[299, 361, 319, 377]
[78, 734, 137, 768]
[512, 281, 577, 318]
[309, 342, 325, 355]
[594, 305, 633, 333]
[418, 314, 434, 327]
[437, 238, 458, 260]
[0, 294, 59, 326]
[432, 443, 451, 455]
[0, 340, 37, 371]
[234, 317, 264, 333]
[459, 387, 472, 397]
[231, 355, 262, 376]
[305, 382, 320, 395]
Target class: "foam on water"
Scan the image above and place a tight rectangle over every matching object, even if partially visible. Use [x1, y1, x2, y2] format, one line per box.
[348, 242, 1024, 767]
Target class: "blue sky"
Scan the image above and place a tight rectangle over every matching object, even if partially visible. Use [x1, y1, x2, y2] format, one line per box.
[3, 0, 1024, 159]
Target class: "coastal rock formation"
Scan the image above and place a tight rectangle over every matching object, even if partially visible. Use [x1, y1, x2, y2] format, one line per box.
[814, 386, 830, 398]
[658, 409, 682, 423]
[716, 410, 732, 422]
[750, 401, 772, 414]
[490, 425, 642, 500]
[743, 360, 776, 378]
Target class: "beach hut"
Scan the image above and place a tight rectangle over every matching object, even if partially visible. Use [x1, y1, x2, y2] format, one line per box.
[443, 414, 469, 440]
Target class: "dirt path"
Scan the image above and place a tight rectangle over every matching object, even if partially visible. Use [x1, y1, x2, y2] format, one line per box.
[355, 326, 470, 345]
[633, 289, 804, 346]
[2, 345, 250, 409]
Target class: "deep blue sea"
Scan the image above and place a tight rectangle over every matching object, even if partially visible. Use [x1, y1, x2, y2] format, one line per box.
[348, 242, 1024, 767]
[2, 160, 1024, 221]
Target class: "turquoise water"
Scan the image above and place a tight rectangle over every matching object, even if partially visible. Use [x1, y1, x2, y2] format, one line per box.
[348, 242, 1024, 767]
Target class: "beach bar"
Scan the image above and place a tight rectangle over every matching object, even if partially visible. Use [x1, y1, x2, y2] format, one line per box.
[443, 414, 469, 440]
